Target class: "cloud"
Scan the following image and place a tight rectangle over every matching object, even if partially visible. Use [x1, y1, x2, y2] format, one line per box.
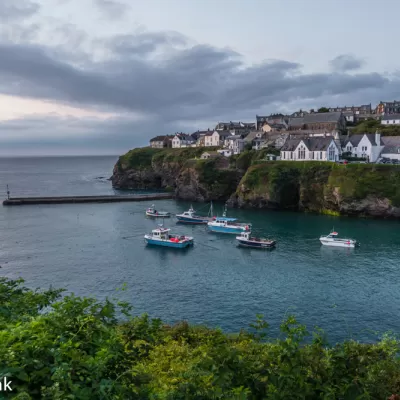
[0, 0, 40, 21]
[0, 20, 400, 155]
[329, 54, 366, 72]
[94, 0, 129, 19]
[0, 35, 392, 127]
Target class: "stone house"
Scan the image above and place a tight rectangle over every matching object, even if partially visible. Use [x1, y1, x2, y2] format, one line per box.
[150, 135, 173, 148]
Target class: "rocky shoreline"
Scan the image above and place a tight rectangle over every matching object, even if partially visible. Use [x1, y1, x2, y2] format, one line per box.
[112, 147, 400, 219]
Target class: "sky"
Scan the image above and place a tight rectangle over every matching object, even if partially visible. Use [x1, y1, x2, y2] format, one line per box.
[0, 0, 400, 156]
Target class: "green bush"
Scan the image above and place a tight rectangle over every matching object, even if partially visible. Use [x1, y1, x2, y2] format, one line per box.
[1, 278, 399, 399]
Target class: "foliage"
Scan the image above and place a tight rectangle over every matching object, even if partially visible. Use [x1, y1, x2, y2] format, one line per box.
[317, 107, 329, 113]
[118, 147, 163, 170]
[352, 118, 400, 136]
[1, 278, 399, 399]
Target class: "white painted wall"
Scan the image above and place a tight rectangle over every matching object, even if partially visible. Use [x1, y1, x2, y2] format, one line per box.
[382, 119, 400, 125]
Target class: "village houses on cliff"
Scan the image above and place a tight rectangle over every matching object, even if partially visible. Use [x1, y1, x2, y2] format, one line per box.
[148, 100, 400, 162]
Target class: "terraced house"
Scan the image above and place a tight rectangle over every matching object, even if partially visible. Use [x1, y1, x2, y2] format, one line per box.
[288, 112, 347, 133]
[280, 137, 340, 161]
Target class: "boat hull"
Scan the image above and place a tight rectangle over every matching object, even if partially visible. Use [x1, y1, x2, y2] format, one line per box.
[176, 216, 210, 224]
[236, 238, 276, 248]
[319, 238, 356, 248]
[146, 212, 171, 218]
[145, 237, 194, 248]
[208, 225, 248, 234]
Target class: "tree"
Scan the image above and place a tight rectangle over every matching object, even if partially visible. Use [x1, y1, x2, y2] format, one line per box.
[317, 107, 329, 113]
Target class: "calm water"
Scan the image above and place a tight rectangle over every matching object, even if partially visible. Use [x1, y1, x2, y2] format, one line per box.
[0, 156, 400, 343]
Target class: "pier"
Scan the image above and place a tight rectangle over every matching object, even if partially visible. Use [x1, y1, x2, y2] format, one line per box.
[2, 193, 174, 206]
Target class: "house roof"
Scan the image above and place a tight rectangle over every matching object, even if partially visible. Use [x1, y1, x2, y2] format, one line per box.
[382, 113, 400, 120]
[217, 130, 231, 138]
[381, 136, 400, 146]
[227, 135, 242, 140]
[244, 131, 264, 142]
[382, 145, 400, 154]
[288, 117, 304, 127]
[202, 151, 219, 157]
[281, 137, 336, 152]
[344, 133, 383, 147]
[150, 135, 167, 142]
[303, 112, 342, 124]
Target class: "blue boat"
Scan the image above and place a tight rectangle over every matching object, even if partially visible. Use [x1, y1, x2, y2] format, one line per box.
[176, 203, 214, 224]
[144, 225, 194, 248]
[207, 204, 251, 234]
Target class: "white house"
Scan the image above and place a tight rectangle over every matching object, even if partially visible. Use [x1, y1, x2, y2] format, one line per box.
[225, 135, 245, 155]
[381, 114, 400, 125]
[343, 132, 384, 162]
[204, 131, 220, 147]
[380, 136, 400, 161]
[171, 133, 195, 148]
[280, 137, 340, 161]
[200, 151, 219, 159]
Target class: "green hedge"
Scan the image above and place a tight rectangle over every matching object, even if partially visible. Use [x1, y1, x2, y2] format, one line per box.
[1, 278, 399, 399]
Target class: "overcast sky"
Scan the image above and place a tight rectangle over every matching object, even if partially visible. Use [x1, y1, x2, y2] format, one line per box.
[0, 0, 399, 156]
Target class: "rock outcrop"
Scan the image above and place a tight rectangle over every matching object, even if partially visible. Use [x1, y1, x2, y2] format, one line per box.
[112, 148, 400, 218]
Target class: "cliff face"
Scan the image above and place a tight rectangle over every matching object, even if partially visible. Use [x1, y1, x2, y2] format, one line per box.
[227, 162, 400, 218]
[112, 148, 400, 218]
[111, 147, 242, 202]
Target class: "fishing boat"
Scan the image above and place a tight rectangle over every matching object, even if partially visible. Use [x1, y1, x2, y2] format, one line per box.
[145, 204, 171, 218]
[144, 225, 194, 248]
[207, 204, 251, 234]
[319, 230, 357, 248]
[176, 203, 214, 224]
[236, 231, 276, 249]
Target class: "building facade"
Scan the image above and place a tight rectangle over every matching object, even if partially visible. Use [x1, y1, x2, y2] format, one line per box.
[280, 137, 340, 161]
[381, 114, 400, 125]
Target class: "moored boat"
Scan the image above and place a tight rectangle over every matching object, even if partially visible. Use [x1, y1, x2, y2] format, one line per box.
[145, 205, 171, 218]
[319, 230, 357, 248]
[176, 203, 213, 224]
[207, 204, 251, 234]
[236, 231, 276, 249]
[144, 225, 194, 248]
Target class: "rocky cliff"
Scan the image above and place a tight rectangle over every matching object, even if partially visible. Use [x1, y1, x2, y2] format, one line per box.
[112, 148, 400, 218]
[227, 161, 400, 218]
[111, 147, 242, 202]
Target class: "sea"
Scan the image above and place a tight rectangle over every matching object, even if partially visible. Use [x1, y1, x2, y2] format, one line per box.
[0, 155, 399, 343]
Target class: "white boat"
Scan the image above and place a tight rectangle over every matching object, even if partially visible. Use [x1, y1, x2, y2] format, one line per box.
[207, 204, 251, 234]
[236, 231, 276, 249]
[145, 205, 171, 218]
[319, 230, 357, 248]
[144, 225, 194, 248]
[176, 203, 214, 224]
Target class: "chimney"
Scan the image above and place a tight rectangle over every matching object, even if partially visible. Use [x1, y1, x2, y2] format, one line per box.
[375, 130, 381, 146]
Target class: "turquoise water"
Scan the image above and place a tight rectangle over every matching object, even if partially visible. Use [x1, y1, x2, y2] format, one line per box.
[0, 156, 400, 343]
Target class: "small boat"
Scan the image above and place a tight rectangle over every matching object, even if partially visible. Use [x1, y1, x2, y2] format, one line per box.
[319, 230, 357, 248]
[207, 204, 251, 234]
[145, 205, 171, 218]
[144, 225, 194, 248]
[176, 203, 214, 224]
[236, 231, 276, 249]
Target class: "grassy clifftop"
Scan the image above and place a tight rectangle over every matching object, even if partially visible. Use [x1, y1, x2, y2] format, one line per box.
[232, 161, 400, 216]
[117, 147, 219, 171]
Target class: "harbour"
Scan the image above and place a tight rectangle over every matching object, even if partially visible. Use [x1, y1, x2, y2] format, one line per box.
[1, 156, 400, 344]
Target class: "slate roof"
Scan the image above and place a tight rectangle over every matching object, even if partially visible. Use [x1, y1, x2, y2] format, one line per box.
[303, 112, 342, 124]
[382, 113, 400, 120]
[226, 135, 243, 140]
[382, 145, 400, 154]
[381, 136, 400, 146]
[343, 134, 364, 147]
[217, 130, 231, 139]
[244, 131, 263, 142]
[288, 117, 304, 127]
[150, 135, 167, 142]
[281, 137, 336, 152]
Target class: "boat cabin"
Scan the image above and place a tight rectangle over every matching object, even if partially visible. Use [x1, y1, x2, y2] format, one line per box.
[151, 227, 170, 239]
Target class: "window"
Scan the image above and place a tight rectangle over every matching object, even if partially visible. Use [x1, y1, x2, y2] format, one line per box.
[290, 152, 293, 159]
[328, 146, 335, 161]
[320, 151, 323, 159]
[354, 147, 357, 151]
[298, 145, 306, 160]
